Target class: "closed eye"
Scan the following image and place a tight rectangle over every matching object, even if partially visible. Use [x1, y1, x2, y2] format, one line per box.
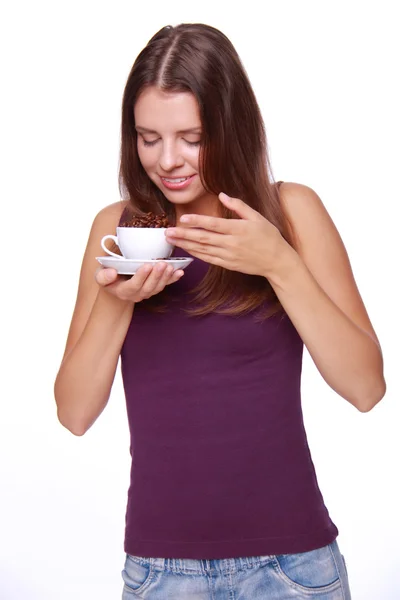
[142, 138, 201, 147]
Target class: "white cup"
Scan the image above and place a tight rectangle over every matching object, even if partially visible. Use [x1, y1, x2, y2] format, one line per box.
[101, 227, 173, 260]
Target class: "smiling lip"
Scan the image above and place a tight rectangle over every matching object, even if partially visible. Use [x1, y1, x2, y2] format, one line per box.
[160, 175, 196, 190]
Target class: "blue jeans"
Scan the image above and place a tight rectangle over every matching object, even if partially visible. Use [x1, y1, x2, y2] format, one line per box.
[121, 539, 351, 598]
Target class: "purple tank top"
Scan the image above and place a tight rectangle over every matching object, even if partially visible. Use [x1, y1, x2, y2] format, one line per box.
[119, 185, 338, 559]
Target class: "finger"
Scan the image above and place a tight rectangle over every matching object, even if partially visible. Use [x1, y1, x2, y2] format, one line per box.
[110, 263, 152, 290]
[218, 192, 263, 221]
[177, 244, 230, 262]
[166, 227, 225, 247]
[154, 264, 183, 293]
[113, 264, 154, 297]
[176, 213, 239, 234]
[152, 263, 174, 292]
[186, 251, 225, 267]
[140, 261, 170, 296]
[132, 263, 154, 285]
[95, 267, 118, 286]
[166, 269, 185, 284]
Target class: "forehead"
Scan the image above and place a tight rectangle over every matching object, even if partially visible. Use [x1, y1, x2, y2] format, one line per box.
[134, 87, 201, 132]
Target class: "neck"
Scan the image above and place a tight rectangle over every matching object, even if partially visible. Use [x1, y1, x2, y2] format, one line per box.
[173, 193, 221, 223]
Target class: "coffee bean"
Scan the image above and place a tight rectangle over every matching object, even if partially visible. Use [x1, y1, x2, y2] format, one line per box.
[121, 212, 170, 228]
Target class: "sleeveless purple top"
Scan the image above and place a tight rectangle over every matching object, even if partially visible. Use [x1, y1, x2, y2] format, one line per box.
[119, 185, 338, 559]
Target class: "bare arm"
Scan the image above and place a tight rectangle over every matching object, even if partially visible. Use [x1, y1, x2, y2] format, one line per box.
[165, 184, 385, 412]
[54, 201, 133, 435]
[268, 183, 385, 411]
[55, 291, 134, 436]
[54, 201, 184, 435]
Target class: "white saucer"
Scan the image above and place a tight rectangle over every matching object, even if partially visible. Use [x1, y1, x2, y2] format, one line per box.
[96, 256, 194, 275]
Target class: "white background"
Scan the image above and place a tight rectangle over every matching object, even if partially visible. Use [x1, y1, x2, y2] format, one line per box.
[1, 1, 399, 598]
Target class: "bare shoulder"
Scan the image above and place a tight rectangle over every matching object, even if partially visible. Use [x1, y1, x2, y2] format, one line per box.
[277, 182, 335, 252]
[93, 199, 129, 229]
[88, 200, 129, 252]
[83, 198, 129, 265]
[277, 181, 381, 347]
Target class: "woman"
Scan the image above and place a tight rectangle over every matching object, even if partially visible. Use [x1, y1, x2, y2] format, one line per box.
[54, 23, 385, 599]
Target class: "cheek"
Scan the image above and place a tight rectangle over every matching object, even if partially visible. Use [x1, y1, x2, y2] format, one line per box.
[137, 147, 156, 173]
[186, 149, 200, 171]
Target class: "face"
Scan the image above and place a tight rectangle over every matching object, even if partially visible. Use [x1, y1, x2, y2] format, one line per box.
[134, 86, 218, 216]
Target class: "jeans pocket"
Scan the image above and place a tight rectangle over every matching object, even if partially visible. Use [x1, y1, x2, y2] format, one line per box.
[122, 554, 155, 595]
[272, 544, 341, 594]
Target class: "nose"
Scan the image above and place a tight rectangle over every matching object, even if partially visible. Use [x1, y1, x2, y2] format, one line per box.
[158, 140, 184, 172]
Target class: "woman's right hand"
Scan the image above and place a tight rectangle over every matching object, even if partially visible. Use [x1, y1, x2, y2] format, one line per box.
[95, 262, 184, 303]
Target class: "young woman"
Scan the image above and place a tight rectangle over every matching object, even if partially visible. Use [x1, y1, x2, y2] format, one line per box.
[54, 23, 385, 599]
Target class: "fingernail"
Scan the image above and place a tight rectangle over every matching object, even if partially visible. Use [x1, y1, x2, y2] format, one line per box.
[180, 215, 190, 223]
[219, 192, 231, 202]
[105, 269, 116, 281]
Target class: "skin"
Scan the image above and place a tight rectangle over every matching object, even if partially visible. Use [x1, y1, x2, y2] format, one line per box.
[135, 86, 220, 220]
[131, 87, 291, 277]
[56, 85, 385, 435]
[96, 85, 385, 412]
[95, 86, 220, 300]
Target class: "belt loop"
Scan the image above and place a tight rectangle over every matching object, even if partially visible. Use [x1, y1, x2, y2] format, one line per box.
[151, 557, 164, 571]
[201, 558, 211, 574]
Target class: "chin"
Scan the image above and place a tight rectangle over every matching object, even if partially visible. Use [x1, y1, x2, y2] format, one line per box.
[161, 188, 203, 203]
[166, 195, 198, 204]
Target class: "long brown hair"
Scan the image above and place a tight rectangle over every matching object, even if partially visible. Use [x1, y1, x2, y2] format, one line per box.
[119, 23, 294, 319]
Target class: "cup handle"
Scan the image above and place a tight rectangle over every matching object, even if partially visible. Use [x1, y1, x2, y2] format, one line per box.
[100, 235, 122, 258]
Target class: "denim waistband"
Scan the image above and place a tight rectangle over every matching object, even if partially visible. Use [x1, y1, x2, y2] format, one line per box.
[128, 554, 275, 575]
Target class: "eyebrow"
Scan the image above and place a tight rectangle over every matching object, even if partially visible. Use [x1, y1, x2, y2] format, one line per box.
[135, 126, 202, 134]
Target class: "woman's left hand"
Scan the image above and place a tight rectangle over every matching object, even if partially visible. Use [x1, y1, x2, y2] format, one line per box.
[165, 192, 290, 278]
